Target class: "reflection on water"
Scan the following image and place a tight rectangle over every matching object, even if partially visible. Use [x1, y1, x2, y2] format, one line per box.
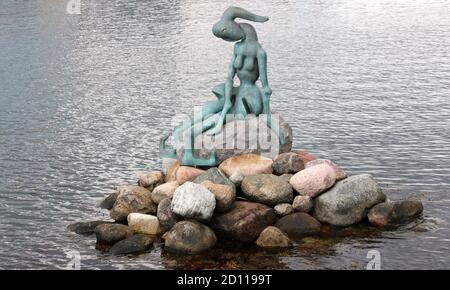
[0, 0, 449, 269]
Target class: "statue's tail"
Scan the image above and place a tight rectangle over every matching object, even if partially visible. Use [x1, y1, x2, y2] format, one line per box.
[222, 6, 269, 22]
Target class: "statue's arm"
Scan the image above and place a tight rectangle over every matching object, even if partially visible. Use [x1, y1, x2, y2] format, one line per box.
[257, 48, 272, 113]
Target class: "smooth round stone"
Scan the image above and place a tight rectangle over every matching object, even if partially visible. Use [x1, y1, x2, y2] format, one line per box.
[164, 221, 217, 254]
[241, 174, 293, 206]
[256, 226, 291, 248]
[138, 171, 164, 191]
[170, 182, 216, 221]
[313, 174, 386, 226]
[289, 163, 337, 197]
[127, 213, 162, 235]
[109, 186, 156, 222]
[176, 166, 205, 184]
[219, 153, 273, 177]
[292, 195, 314, 213]
[306, 159, 347, 181]
[274, 203, 294, 216]
[272, 152, 305, 175]
[150, 181, 178, 204]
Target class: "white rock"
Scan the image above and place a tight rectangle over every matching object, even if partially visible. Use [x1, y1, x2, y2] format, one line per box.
[170, 182, 216, 221]
[127, 213, 162, 235]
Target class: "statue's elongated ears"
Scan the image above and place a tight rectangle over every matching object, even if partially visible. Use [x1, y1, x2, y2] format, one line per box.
[222, 6, 269, 23]
[213, 6, 268, 41]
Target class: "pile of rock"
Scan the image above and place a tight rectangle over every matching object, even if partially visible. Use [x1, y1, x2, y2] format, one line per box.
[68, 151, 423, 255]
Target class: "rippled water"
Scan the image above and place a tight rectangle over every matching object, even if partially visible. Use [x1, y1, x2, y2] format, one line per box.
[0, 0, 449, 269]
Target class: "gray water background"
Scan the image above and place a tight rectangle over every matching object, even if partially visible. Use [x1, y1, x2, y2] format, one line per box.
[0, 0, 449, 269]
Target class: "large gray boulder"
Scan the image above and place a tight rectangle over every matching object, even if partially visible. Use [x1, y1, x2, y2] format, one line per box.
[173, 114, 292, 164]
[312, 174, 386, 226]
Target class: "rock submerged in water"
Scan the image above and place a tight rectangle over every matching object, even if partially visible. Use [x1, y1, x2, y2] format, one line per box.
[219, 153, 274, 177]
[275, 212, 321, 236]
[150, 181, 178, 204]
[368, 200, 423, 226]
[164, 221, 217, 254]
[138, 171, 164, 191]
[200, 180, 236, 212]
[210, 201, 276, 242]
[272, 152, 304, 175]
[67, 220, 112, 235]
[313, 174, 386, 226]
[174, 114, 293, 164]
[94, 224, 133, 245]
[306, 159, 347, 181]
[241, 174, 294, 206]
[157, 198, 179, 232]
[127, 213, 162, 235]
[109, 186, 157, 222]
[170, 182, 216, 221]
[110, 234, 154, 255]
[289, 163, 337, 197]
[256, 226, 292, 248]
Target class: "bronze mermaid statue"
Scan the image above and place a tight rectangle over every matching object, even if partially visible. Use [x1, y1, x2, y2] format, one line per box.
[160, 6, 285, 166]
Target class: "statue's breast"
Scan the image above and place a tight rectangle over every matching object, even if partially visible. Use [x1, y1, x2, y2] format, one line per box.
[234, 43, 258, 72]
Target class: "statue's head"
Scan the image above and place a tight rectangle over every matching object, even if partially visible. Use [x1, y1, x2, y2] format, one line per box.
[212, 6, 268, 42]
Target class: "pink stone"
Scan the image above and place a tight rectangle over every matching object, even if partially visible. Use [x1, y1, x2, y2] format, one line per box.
[306, 159, 347, 181]
[289, 163, 337, 197]
[176, 166, 205, 184]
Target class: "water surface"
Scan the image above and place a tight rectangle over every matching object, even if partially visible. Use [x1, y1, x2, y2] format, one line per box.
[0, 0, 449, 269]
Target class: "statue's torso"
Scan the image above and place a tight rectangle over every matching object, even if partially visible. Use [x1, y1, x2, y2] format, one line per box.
[234, 41, 260, 84]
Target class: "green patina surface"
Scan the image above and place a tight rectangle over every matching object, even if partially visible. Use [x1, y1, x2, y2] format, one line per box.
[160, 7, 285, 166]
